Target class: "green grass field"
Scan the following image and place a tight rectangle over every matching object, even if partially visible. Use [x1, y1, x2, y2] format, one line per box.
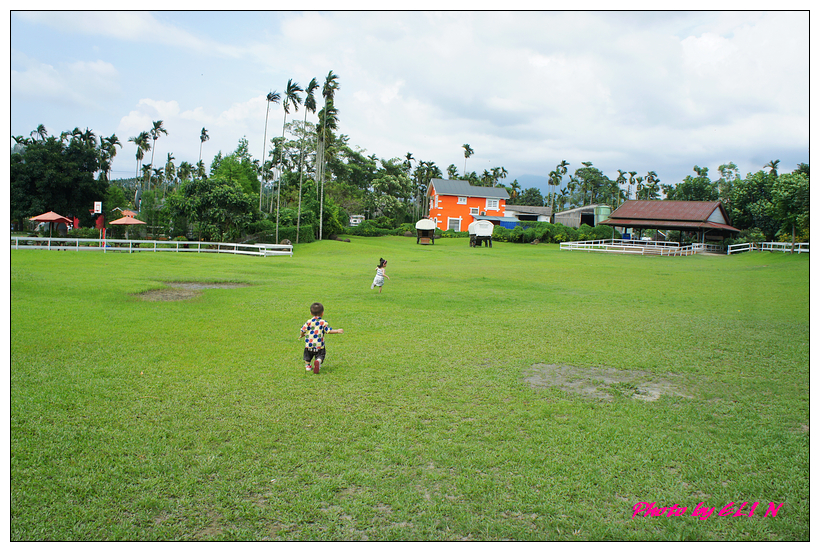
[10, 237, 810, 541]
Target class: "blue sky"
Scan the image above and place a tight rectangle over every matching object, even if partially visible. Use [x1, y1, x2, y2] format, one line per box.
[9, 9, 811, 194]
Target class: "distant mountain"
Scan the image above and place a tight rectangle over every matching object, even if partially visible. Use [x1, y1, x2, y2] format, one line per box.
[510, 174, 550, 195]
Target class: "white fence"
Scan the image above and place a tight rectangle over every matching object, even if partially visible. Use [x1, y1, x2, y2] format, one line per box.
[10, 237, 293, 257]
[727, 242, 809, 255]
[559, 239, 721, 256]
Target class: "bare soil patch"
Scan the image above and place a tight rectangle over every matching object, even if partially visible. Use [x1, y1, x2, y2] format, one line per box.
[137, 282, 249, 301]
[524, 363, 693, 402]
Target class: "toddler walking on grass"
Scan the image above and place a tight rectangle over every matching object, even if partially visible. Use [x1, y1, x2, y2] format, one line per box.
[300, 302, 343, 374]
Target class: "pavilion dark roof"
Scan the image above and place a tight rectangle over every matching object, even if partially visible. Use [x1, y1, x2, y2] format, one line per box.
[601, 200, 740, 233]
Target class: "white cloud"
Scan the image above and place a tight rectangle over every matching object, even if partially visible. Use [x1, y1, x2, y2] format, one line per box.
[11, 11, 810, 187]
[11, 50, 121, 109]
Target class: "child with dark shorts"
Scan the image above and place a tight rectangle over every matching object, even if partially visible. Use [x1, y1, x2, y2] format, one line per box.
[300, 302, 344, 374]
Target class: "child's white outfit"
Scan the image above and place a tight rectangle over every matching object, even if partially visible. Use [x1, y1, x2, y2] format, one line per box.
[371, 267, 385, 289]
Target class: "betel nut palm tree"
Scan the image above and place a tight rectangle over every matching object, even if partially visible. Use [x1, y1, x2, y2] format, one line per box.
[316, 70, 339, 240]
[199, 127, 209, 166]
[275, 79, 304, 241]
[99, 134, 121, 181]
[765, 159, 780, 176]
[296, 77, 319, 244]
[129, 131, 151, 206]
[462, 143, 474, 175]
[146, 120, 167, 191]
[261, 91, 281, 210]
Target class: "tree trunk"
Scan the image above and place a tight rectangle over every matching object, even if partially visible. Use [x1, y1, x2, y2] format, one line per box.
[791, 223, 796, 254]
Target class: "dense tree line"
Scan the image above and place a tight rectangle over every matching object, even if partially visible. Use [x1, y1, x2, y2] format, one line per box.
[10, 71, 809, 244]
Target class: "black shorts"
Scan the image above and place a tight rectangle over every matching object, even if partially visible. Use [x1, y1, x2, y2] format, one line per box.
[303, 348, 327, 363]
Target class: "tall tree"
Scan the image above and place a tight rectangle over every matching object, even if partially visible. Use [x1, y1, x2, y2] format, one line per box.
[771, 171, 810, 252]
[195, 160, 207, 179]
[764, 159, 780, 176]
[275, 79, 304, 241]
[146, 120, 168, 190]
[11, 132, 105, 227]
[31, 124, 48, 142]
[164, 152, 176, 196]
[462, 144, 474, 175]
[177, 161, 193, 182]
[316, 70, 340, 240]
[260, 91, 281, 210]
[616, 170, 628, 204]
[99, 134, 121, 182]
[128, 131, 151, 206]
[199, 127, 209, 165]
[296, 77, 319, 244]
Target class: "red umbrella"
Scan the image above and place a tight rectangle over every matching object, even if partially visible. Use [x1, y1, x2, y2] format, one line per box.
[29, 211, 72, 238]
[109, 215, 146, 239]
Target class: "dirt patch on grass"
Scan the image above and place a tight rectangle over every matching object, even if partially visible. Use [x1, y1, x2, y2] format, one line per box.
[137, 281, 249, 301]
[524, 363, 693, 402]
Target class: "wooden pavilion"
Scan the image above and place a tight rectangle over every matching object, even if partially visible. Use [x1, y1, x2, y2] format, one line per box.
[599, 201, 741, 242]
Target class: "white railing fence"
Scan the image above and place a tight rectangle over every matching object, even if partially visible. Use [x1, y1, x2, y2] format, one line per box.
[559, 239, 712, 256]
[11, 237, 293, 257]
[727, 242, 809, 255]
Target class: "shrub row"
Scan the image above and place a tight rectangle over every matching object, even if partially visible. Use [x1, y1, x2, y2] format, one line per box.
[492, 222, 620, 243]
[247, 225, 316, 244]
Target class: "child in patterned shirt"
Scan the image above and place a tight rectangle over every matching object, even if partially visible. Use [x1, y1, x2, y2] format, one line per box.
[300, 302, 344, 374]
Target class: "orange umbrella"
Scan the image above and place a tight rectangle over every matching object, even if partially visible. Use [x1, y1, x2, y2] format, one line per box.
[30, 211, 72, 238]
[109, 215, 146, 239]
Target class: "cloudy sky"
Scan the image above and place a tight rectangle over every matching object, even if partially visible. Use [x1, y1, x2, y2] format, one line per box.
[9, 9, 810, 194]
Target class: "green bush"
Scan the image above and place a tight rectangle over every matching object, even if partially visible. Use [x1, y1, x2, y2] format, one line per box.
[250, 225, 315, 244]
[348, 221, 393, 237]
[728, 227, 767, 246]
[67, 227, 101, 239]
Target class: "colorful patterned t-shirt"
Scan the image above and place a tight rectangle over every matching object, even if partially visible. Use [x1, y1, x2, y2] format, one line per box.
[301, 317, 332, 350]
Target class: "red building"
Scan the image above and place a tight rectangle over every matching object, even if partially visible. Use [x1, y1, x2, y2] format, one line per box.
[426, 178, 509, 232]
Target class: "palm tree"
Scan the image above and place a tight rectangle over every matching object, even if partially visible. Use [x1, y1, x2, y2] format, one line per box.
[764, 159, 780, 176]
[128, 131, 151, 193]
[164, 153, 176, 196]
[295, 78, 319, 244]
[403, 152, 416, 217]
[644, 171, 659, 200]
[260, 91, 281, 210]
[317, 71, 340, 240]
[615, 170, 627, 203]
[628, 171, 637, 202]
[462, 144, 474, 175]
[80, 128, 97, 148]
[178, 161, 193, 182]
[146, 120, 167, 190]
[275, 79, 304, 242]
[99, 134, 121, 181]
[198, 127, 209, 165]
[30, 124, 48, 142]
[635, 176, 645, 199]
[559, 187, 569, 211]
[195, 160, 206, 180]
[509, 179, 521, 201]
[317, 103, 339, 239]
